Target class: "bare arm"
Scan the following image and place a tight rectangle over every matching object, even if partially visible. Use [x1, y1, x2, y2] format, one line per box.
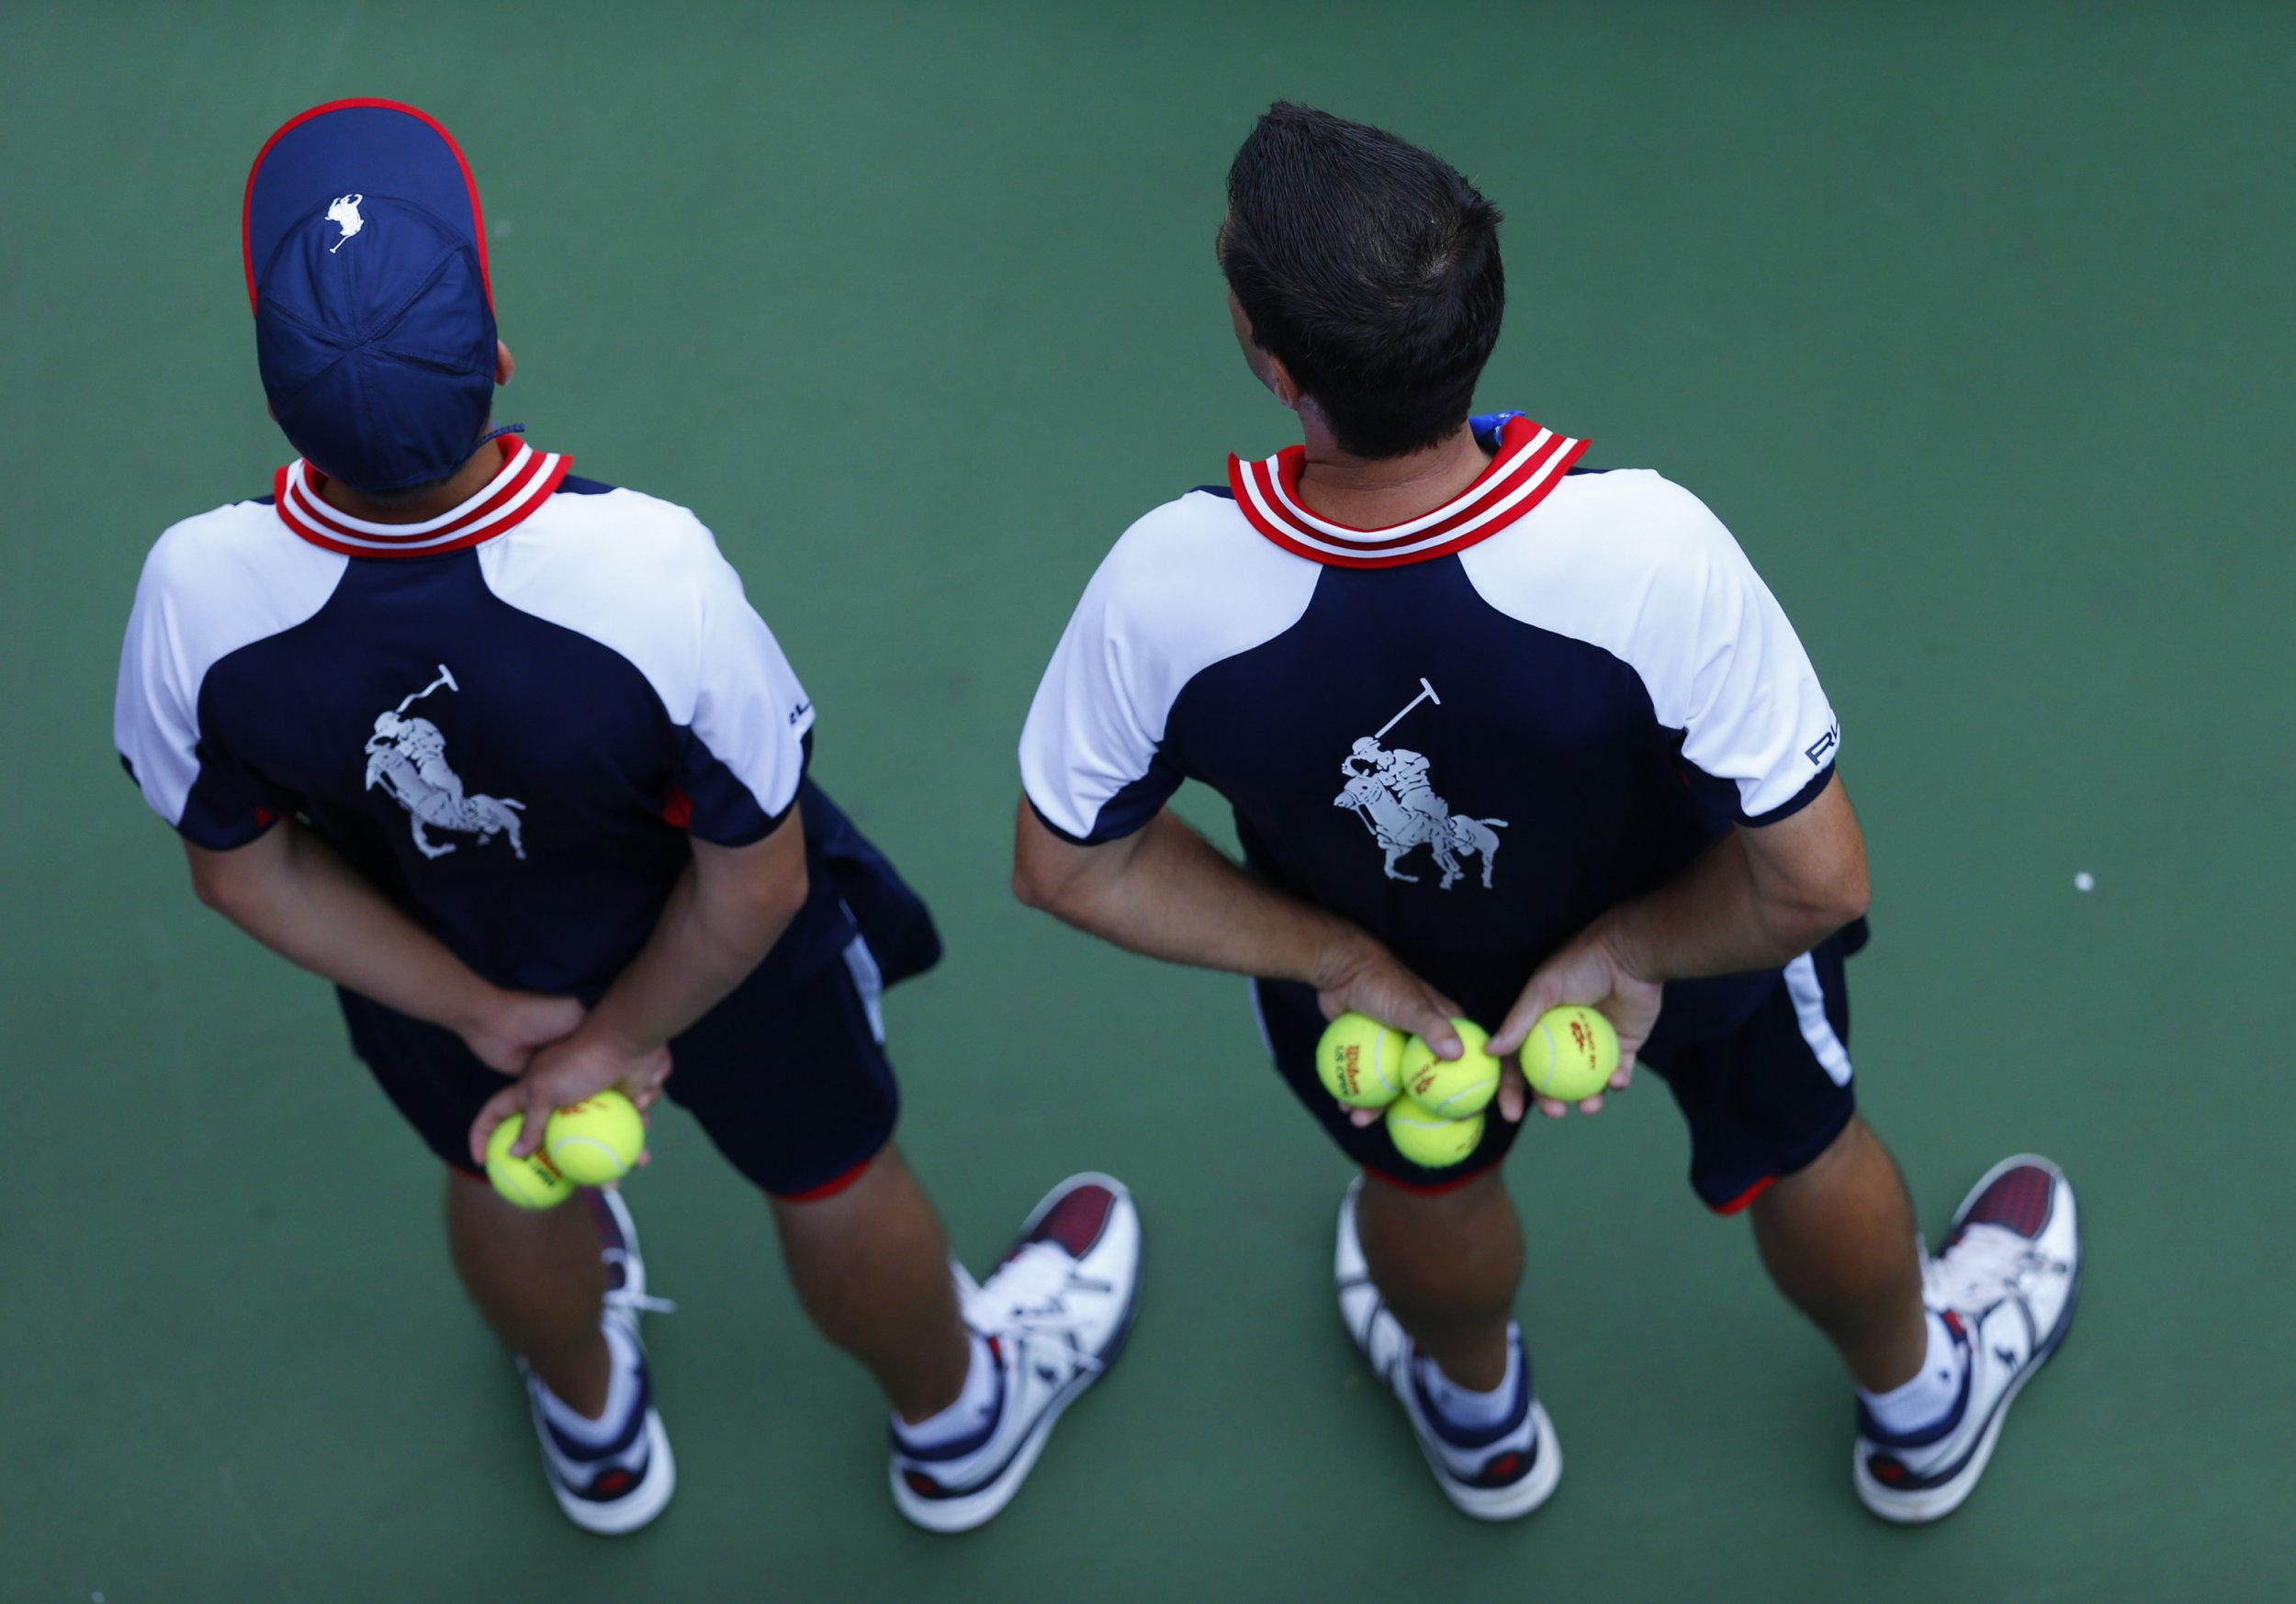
[1013, 797, 1469, 1060]
[1487, 771, 1872, 1113]
[473, 803, 812, 1160]
[185, 821, 582, 1071]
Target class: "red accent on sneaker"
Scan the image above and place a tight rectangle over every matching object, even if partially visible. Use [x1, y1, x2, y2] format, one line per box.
[1024, 1185, 1114, 1258]
[1872, 1458, 1907, 1484]
[592, 1468, 634, 1497]
[1487, 1451, 1525, 1480]
[903, 1469, 942, 1496]
[1957, 1163, 2053, 1240]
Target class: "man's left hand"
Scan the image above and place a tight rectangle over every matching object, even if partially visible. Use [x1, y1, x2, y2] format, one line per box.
[1489, 921, 1661, 1119]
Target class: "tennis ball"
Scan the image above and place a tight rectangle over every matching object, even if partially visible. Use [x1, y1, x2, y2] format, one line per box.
[1401, 1018, 1502, 1119]
[546, 1090, 645, 1185]
[1522, 1005, 1620, 1103]
[1386, 1098, 1486, 1170]
[487, 1114, 575, 1209]
[1316, 1013, 1409, 1108]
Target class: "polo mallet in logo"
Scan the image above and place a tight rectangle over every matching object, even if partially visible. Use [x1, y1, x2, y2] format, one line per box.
[394, 664, 460, 713]
[1343, 679, 1443, 839]
[1375, 678, 1441, 740]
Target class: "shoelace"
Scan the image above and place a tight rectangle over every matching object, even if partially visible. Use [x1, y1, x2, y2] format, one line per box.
[1923, 1222, 2041, 1314]
[602, 1247, 677, 1318]
[968, 1244, 1104, 1369]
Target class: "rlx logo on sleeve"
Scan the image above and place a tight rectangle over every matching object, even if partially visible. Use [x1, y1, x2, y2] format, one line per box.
[1806, 723, 1840, 766]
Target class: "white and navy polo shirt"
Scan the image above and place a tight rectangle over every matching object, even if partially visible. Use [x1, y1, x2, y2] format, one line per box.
[1019, 412, 1843, 1037]
[115, 439, 861, 998]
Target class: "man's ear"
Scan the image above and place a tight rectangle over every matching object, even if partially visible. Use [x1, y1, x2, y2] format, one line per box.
[495, 340, 516, 386]
[1263, 353, 1304, 413]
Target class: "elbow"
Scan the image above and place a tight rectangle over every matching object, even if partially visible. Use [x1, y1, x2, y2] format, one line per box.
[187, 861, 237, 915]
[1011, 858, 1056, 914]
[1821, 865, 1872, 937]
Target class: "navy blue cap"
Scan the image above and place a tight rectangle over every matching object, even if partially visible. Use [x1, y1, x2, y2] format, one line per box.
[243, 100, 498, 493]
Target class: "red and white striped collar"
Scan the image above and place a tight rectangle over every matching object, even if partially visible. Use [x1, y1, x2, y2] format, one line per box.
[1226, 415, 1587, 568]
[273, 438, 571, 557]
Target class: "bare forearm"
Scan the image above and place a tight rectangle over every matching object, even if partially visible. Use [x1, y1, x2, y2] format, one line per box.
[1599, 780, 1871, 983]
[1596, 835, 1846, 982]
[194, 822, 498, 1031]
[1018, 807, 1363, 986]
[581, 860, 802, 1052]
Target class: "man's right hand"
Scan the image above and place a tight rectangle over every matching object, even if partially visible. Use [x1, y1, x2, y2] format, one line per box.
[455, 990, 585, 1076]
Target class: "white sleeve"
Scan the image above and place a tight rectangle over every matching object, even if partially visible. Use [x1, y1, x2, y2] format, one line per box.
[1462, 471, 1839, 822]
[677, 543, 815, 840]
[1018, 495, 1321, 843]
[114, 545, 207, 830]
[1019, 556, 1181, 843]
[480, 493, 813, 843]
[113, 509, 344, 846]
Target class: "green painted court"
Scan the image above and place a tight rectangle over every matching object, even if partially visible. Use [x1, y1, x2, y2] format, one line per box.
[4, 3, 2290, 1597]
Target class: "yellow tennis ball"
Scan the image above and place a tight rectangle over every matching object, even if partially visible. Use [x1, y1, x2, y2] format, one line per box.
[1316, 1013, 1409, 1108]
[487, 1114, 575, 1209]
[1522, 1005, 1619, 1103]
[1386, 1098, 1486, 1169]
[545, 1090, 645, 1185]
[1401, 1018, 1502, 1119]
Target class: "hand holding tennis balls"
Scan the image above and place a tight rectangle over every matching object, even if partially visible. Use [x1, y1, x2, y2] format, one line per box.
[1316, 1013, 1411, 1108]
[546, 1090, 646, 1184]
[487, 1114, 576, 1209]
[1522, 1005, 1619, 1103]
[1490, 924, 1661, 1118]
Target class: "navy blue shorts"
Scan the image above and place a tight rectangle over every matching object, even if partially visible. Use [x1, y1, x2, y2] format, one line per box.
[343, 930, 907, 1199]
[1254, 924, 1862, 1210]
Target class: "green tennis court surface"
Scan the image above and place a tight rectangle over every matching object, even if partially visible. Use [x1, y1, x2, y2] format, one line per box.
[5, 3, 2290, 1597]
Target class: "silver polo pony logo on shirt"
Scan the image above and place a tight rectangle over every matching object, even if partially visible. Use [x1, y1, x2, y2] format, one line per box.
[363, 665, 526, 860]
[1333, 679, 1505, 891]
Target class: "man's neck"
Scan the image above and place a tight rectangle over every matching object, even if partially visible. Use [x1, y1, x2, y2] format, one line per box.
[1290, 414, 1493, 529]
[320, 441, 504, 524]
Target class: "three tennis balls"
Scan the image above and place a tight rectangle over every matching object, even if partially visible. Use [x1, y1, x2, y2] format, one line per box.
[1316, 1005, 1619, 1170]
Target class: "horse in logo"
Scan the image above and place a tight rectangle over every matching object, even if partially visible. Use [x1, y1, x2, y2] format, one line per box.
[326, 193, 365, 252]
[361, 666, 526, 860]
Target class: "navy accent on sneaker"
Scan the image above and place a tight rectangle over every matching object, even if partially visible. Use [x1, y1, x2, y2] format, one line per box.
[1410, 1352, 1536, 1452]
[1854, 1312, 1974, 1451]
[891, 1338, 1010, 1465]
[542, 1362, 654, 1469]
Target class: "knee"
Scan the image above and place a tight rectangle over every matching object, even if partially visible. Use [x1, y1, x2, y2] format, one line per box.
[1358, 1171, 1523, 1307]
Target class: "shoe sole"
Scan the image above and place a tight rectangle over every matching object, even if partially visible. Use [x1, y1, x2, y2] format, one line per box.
[1855, 1157, 2080, 1525]
[890, 1175, 1143, 1535]
[1420, 1400, 1564, 1522]
[548, 1408, 677, 1536]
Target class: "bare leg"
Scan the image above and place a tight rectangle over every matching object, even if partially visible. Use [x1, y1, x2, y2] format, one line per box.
[1750, 1116, 1929, 1392]
[445, 1170, 611, 1415]
[1356, 1166, 1521, 1390]
[770, 1143, 973, 1424]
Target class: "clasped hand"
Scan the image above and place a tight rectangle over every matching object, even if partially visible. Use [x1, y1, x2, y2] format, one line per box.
[456, 992, 672, 1168]
[1317, 923, 1660, 1126]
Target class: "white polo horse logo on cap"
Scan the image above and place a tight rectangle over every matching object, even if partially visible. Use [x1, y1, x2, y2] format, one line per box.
[326, 193, 366, 252]
[363, 665, 526, 860]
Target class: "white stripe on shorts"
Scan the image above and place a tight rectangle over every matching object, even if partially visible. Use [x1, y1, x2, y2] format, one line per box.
[839, 920, 887, 1045]
[1784, 951, 1853, 1086]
